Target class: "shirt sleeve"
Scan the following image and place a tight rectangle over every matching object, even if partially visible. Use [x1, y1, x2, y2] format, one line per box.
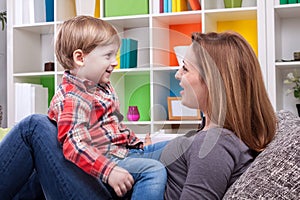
[56, 97, 116, 183]
[180, 133, 241, 199]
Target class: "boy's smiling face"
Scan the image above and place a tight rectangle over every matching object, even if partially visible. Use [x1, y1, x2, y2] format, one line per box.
[73, 43, 119, 84]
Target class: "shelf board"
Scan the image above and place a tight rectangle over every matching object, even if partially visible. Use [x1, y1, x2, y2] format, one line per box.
[153, 66, 180, 71]
[113, 68, 150, 75]
[152, 11, 202, 25]
[13, 71, 55, 77]
[122, 121, 151, 125]
[104, 15, 149, 28]
[153, 120, 201, 125]
[13, 22, 55, 34]
[276, 61, 300, 69]
[204, 7, 257, 21]
[274, 5, 300, 18]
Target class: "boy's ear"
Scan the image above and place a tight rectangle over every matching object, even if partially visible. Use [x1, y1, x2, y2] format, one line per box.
[73, 49, 84, 66]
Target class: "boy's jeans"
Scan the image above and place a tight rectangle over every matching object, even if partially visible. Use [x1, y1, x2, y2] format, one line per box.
[111, 141, 168, 200]
[0, 114, 168, 200]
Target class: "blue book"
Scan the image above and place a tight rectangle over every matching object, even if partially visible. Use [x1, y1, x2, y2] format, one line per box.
[164, 0, 168, 13]
[168, 0, 172, 13]
[120, 38, 127, 69]
[45, 0, 54, 22]
[127, 39, 138, 68]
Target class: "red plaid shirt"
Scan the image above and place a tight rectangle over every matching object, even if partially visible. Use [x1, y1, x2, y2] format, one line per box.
[48, 71, 142, 183]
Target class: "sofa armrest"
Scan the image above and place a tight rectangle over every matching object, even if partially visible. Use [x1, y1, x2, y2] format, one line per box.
[223, 110, 300, 199]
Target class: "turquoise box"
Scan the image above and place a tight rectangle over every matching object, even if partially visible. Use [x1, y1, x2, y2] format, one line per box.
[104, 0, 149, 17]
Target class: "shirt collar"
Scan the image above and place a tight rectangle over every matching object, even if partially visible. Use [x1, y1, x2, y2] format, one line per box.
[63, 71, 109, 93]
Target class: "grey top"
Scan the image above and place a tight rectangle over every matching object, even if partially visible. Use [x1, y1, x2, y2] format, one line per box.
[160, 128, 256, 200]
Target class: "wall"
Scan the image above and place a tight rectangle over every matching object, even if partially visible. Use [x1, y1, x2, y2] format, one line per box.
[0, 0, 6, 127]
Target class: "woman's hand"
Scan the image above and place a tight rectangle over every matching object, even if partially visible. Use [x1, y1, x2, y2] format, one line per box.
[107, 166, 134, 197]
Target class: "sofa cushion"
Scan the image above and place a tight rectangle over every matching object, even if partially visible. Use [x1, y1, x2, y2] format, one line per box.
[223, 110, 300, 199]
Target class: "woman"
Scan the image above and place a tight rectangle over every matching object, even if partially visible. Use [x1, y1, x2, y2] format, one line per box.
[0, 32, 276, 200]
[160, 32, 277, 199]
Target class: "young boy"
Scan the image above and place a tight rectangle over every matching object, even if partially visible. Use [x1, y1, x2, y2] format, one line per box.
[48, 16, 167, 199]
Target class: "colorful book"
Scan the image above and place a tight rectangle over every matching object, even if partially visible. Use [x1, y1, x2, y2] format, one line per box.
[188, 0, 201, 10]
[45, 0, 54, 22]
[177, 0, 188, 12]
[160, 0, 164, 13]
[115, 49, 120, 69]
[168, 0, 172, 12]
[120, 38, 127, 69]
[164, 0, 168, 13]
[127, 39, 138, 68]
[120, 38, 138, 69]
[172, 0, 177, 12]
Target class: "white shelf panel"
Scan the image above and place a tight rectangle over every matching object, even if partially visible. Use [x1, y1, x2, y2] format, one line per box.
[275, 4, 300, 18]
[13, 23, 55, 34]
[13, 72, 56, 77]
[276, 61, 300, 70]
[152, 12, 202, 25]
[122, 121, 151, 125]
[204, 8, 257, 21]
[153, 120, 201, 125]
[152, 66, 180, 71]
[104, 15, 149, 28]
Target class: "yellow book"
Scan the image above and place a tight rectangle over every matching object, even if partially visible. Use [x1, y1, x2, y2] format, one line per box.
[115, 49, 120, 69]
[172, 0, 177, 12]
[94, 0, 100, 18]
[176, 0, 188, 12]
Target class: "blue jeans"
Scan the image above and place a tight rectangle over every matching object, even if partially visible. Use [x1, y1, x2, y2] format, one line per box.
[111, 141, 168, 200]
[0, 114, 168, 200]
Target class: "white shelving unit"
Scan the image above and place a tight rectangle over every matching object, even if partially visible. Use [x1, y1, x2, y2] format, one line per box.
[266, 0, 300, 115]
[7, 0, 264, 136]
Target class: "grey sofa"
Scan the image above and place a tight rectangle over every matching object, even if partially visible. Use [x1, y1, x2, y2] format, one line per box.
[223, 110, 300, 199]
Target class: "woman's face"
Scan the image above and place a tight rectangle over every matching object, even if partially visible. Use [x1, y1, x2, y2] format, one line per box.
[175, 44, 208, 111]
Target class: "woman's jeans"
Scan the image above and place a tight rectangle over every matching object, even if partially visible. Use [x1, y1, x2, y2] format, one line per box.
[0, 114, 168, 200]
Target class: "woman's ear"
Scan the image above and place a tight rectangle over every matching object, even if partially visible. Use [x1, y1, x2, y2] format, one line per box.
[73, 49, 84, 67]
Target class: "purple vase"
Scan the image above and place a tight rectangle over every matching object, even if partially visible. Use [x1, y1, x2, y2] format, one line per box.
[127, 106, 140, 121]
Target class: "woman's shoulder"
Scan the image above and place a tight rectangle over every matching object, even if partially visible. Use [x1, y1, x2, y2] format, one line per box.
[194, 128, 245, 146]
[189, 128, 251, 158]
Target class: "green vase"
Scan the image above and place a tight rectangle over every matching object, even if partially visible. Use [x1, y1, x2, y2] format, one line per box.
[224, 0, 243, 8]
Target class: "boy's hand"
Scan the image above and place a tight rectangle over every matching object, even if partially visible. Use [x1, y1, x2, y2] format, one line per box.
[108, 166, 134, 197]
[144, 133, 152, 146]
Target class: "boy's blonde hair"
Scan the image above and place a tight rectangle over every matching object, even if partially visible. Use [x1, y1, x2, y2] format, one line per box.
[55, 15, 120, 70]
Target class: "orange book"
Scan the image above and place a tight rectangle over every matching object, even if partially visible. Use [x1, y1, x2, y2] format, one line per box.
[188, 0, 201, 10]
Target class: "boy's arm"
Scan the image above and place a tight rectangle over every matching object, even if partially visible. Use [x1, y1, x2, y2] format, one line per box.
[50, 97, 117, 183]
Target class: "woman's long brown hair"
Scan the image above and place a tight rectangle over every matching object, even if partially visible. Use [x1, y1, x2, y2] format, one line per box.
[191, 32, 277, 152]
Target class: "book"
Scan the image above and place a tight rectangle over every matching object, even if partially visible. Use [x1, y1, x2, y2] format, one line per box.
[172, 0, 177, 12]
[153, 0, 160, 14]
[120, 38, 138, 69]
[120, 38, 127, 69]
[168, 0, 172, 12]
[14, 0, 23, 25]
[160, 0, 164, 13]
[45, 0, 54, 22]
[22, 0, 34, 24]
[127, 39, 138, 68]
[188, 0, 201, 10]
[15, 83, 48, 123]
[115, 49, 120, 69]
[34, 0, 46, 23]
[177, 0, 188, 12]
[164, 0, 168, 13]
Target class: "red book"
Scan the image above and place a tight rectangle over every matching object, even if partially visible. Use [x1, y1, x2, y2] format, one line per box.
[160, 0, 164, 13]
[188, 0, 201, 10]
